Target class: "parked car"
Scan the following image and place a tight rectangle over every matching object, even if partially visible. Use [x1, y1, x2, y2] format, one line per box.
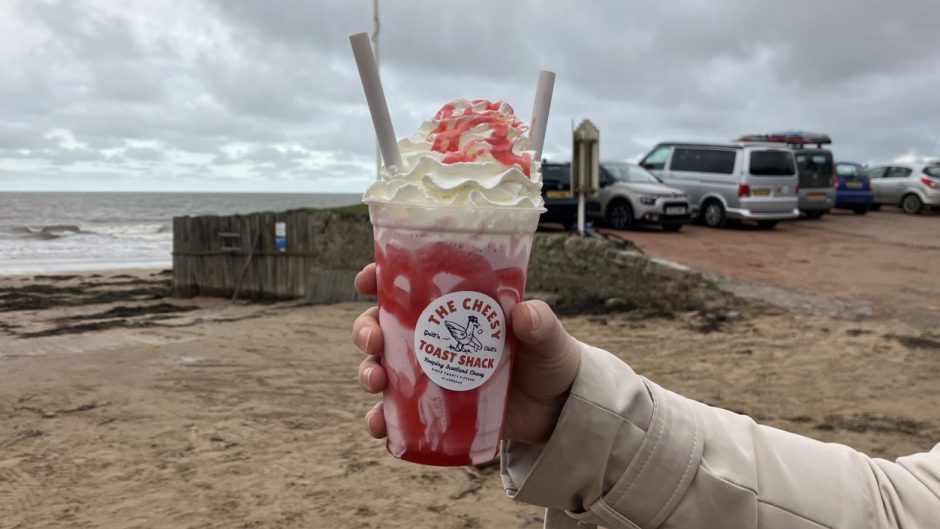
[866, 162, 940, 214]
[736, 132, 835, 219]
[586, 162, 690, 231]
[639, 142, 799, 229]
[794, 149, 836, 219]
[539, 161, 578, 229]
[833, 162, 873, 214]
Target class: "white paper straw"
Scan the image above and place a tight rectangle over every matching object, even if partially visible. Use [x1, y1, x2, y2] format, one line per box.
[529, 70, 556, 160]
[349, 32, 403, 171]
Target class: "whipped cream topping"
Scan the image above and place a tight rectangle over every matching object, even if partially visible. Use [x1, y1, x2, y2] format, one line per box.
[364, 99, 543, 209]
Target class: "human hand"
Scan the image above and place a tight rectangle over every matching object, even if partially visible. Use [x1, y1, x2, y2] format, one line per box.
[352, 263, 581, 447]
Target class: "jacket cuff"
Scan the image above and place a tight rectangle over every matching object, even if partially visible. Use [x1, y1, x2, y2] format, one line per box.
[501, 344, 704, 528]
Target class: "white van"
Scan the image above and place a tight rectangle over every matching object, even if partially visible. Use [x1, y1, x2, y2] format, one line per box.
[639, 142, 800, 229]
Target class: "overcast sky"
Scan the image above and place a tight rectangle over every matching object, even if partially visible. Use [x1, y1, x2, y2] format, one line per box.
[2, 0, 939, 192]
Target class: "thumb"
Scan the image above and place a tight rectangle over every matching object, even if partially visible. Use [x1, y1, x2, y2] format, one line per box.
[511, 300, 575, 352]
[510, 300, 581, 395]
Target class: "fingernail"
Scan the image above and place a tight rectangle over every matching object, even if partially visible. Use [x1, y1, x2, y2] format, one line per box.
[358, 326, 372, 350]
[363, 366, 375, 388]
[527, 302, 541, 330]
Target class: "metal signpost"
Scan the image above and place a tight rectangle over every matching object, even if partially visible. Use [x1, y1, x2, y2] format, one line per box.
[571, 120, 600, 236]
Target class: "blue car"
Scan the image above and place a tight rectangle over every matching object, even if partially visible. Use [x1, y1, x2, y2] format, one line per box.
[834, 162, 874, 215]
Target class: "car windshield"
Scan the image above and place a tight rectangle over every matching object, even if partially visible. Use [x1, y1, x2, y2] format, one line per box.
[796, 152, 833, 174]
[605, 163, 661, 184]
[750, 150, 795, 175]
[924, 166, 940, 178]
[836, 164, 863, 177]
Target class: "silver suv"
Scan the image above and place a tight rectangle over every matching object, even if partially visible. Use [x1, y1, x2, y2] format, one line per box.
[587, 162, 690, 231]
[639, 142, 800, 229]
[866, 163, 940, 214]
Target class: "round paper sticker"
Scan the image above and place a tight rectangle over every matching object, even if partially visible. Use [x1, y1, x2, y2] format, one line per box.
[414, 291, 506, 391]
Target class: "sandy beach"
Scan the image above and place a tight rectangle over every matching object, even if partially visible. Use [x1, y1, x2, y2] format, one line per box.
[2, 271, 939, 528]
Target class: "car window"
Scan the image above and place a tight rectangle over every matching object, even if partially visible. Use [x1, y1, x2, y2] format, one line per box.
[795, 152, 833, 174]
[866, 167, 886, 179]
[641, 146, 671, 170]
[541, 164, 570, 185]
[886, 166, 913, 178]
[670, 148, 736, 174]
[750, 150, 795, 176]
[924, 166, 940, 178]
[604, 163, 661, 184]
[835, 164, 863, 177]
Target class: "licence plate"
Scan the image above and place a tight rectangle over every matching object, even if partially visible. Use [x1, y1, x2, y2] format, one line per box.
[665, 206, 687, 215]
[847, 182, 863, 188]
[809, 193, 827, 201]
[546, 190, 570, 199]
[752, 188, 771, 196]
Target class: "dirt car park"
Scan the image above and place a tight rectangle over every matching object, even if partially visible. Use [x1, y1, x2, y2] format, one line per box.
[603, 207, 940, 329]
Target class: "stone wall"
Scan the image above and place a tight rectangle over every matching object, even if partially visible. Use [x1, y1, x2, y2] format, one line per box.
[302, 210, 729, 313]
[525, 234, 727, 314]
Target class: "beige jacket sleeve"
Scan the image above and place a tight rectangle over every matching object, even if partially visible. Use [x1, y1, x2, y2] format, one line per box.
[500, 343, 940, 529]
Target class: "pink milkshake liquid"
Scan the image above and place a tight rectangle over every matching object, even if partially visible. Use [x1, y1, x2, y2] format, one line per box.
[369, 202, 540, 466]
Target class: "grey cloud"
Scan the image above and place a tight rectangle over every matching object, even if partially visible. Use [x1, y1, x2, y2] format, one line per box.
[3, 0, 940, 192]
[122, 146, 166, 162]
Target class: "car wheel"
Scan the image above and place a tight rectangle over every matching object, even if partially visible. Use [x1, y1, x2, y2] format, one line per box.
[804, 210, 824, 220]
[869, 203, 881, 211]
[606, 199, 634, 230]
[702, 200, 726, 228]
[662, 224, 682, 232]
[756, 220, 778, 230]
[902, 194, 923, 215]
[853, 207, 868, 215]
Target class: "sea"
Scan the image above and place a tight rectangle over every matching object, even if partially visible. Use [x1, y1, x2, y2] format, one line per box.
[0, 192, 362, 275]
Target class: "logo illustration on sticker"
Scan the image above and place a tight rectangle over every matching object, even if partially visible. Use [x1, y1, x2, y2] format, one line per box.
[414, 291, 506, 392]
[443, 315, 483, 353]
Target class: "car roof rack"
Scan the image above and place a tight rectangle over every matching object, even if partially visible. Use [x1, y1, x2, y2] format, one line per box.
[735, 131, 832, 148]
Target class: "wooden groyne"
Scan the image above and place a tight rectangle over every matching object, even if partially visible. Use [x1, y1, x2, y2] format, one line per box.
[172, 209, 374, 301]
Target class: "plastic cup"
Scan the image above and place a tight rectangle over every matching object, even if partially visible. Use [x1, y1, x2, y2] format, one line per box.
[366, 200, 542, 466]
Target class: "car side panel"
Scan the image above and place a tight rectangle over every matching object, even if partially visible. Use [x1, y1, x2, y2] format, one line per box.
[695, 171, 739, 212]
[867, 167, 889, 204]
[884, 167, 907, 203]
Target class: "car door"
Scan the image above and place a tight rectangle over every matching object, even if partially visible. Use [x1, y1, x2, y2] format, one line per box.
[866, 166, 887, 203]
[669, 147, 736, 209]
[884, 166, 913, 203]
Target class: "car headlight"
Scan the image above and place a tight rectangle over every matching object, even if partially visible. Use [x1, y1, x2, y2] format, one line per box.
[639, 195, 658, 205]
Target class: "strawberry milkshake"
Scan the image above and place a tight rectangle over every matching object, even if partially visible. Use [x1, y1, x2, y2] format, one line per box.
[363, 99, 544, 466]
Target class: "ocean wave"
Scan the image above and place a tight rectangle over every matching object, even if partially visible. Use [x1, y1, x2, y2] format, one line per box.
[13, 225, 83, 240]
[10, 223, 170, 241]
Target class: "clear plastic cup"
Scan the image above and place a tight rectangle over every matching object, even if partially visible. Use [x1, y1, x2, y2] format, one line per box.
[367, 200, 542, 466]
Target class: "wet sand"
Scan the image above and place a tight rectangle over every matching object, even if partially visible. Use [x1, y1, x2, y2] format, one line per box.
[1, 271, 939, 528]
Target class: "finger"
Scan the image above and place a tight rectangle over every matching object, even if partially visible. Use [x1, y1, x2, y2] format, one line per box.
[355, 263, 378, 296]
[365, 401, 387, 439]
[352, 306, 384, 356]
[358, 355, 387, 393]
